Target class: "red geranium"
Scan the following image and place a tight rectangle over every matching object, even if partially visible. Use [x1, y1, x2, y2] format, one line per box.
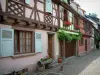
[75, 25, 83, 29]
[64, 21, 71, 26]
[75, 25, 80, 29]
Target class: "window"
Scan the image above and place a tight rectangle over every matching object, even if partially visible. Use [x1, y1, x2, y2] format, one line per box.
[14, 30, 33, 54]
[79, 38, 84, 45]
[45, 0, 52, 13]
[25, 0, 30, 4]
[68, 11, 73, 24]
[74, 17, 78, 30]
[64, 9, 68, 21]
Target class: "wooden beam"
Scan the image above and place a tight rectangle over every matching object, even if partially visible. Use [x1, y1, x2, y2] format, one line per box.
[52, 0, 61, 4]
[15, 19, 21, 24]
[3, 16, 7, 21]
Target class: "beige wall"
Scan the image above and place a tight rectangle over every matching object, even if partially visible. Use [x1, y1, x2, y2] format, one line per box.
[70, 2, 78, 11]
[53, 33, 60, 60]
[0, 0, 6, 12]
[0, 24, 59, 74]
[0, 29, 48, 74]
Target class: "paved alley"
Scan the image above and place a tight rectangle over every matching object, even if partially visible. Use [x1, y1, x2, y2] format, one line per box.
[60, 49, 100, 75]
[36, 49, 100, 75]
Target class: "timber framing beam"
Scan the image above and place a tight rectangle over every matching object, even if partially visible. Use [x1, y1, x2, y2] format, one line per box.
[0, 11, 58, 31]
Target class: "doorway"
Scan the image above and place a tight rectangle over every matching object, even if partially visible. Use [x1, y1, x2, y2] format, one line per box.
[65, 40, 76, 58]
[48, 34, 54, 58]
[59, 40, 76, 58]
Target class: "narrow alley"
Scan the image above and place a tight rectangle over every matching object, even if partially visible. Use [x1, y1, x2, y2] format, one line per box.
[61, 49, 100, 75]
[0, 0, 100, 75]
[36, 49, 100, 75]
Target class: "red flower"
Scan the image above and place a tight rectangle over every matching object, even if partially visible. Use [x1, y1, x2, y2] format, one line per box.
[75, 25, 83, 29]
[64, 21, 71, 26]
[75, 25, 79, 29]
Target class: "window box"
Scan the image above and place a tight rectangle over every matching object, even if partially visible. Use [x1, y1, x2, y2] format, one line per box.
[37, 57, 53, 70]
[64, 21, 71, 26]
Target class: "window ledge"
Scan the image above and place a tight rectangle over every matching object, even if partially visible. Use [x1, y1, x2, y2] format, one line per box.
[0, 52, 41, 59]
[12, 52, 41, 59]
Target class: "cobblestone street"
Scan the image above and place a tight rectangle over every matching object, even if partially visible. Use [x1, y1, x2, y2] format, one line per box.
[60, 49, 100, 75]
[36, 49, 100, 75]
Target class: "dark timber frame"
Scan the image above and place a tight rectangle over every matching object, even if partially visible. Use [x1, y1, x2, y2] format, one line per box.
[0, 0, 59, 31]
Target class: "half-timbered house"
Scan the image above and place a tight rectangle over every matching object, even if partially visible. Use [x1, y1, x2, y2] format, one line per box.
[58, 0, 80, 58]
[0, 0, 60, 74]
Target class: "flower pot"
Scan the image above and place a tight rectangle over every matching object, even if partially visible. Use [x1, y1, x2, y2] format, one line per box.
[58, 58, 62, 63]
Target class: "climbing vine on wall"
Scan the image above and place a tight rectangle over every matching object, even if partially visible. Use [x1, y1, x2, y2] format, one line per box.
[57, 28, 82, 42]
[96, 36, 100, 41]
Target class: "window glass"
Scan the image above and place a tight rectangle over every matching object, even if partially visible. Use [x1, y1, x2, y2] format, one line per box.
[25, 0, 30, 4]
[14, 30, 33, 54]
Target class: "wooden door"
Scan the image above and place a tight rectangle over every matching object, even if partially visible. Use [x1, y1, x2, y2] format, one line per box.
[59, 40, 63, 57]
[65, 40, 76, 58]
[48, 34, 53, 58]
[85, 40, 87, 51]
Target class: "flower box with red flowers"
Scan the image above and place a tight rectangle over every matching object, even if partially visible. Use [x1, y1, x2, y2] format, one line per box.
[75, 25, 82, 29]
[64, 21, 71, 26]
[75, 25, 80, 29]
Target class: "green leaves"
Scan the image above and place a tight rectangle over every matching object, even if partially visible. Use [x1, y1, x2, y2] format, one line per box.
[96, 36, 100, 40]
[57, 29, 82, 42]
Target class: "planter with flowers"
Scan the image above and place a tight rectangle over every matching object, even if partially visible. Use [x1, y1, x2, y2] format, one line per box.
[37, 56, 52, 71]
[64, 21, 71, 27]
[75, 25, 83, 30]
[40, 56, 52, 65]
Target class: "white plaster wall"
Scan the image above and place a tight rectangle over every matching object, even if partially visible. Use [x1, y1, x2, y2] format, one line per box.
[78, 9, 84, 16]
[0, 0, 6, 12]
[60, 20, 63, 28]
[0, 24, 59, 74]
[90, 38, 95, 50]
[70, 2, 78, 11]
[53, 33, 60, 60]
[25, 0, 44, 22]
[0, 29, 48, 74]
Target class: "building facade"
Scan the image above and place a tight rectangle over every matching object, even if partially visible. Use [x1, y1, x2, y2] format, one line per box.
[0, 0, 60, 74]
[0, 0, 99, 74]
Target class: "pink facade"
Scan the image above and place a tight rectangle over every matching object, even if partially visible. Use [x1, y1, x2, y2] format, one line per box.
[78, 37, 91, 55]
[78, 19, 91, 55]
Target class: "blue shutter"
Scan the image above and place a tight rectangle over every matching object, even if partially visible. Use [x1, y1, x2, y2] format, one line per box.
[0, 28, 14, 57]
[25, 0, 30, 4]
[35, 32, 42, 53]
[46, 0, 52, 13]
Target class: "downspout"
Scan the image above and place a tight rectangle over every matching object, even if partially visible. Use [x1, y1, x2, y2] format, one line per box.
[76, 40, 79, 56]
[63, 40, 65, 59]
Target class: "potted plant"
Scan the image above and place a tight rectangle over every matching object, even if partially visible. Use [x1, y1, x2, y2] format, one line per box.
[39, 56, 53, 69]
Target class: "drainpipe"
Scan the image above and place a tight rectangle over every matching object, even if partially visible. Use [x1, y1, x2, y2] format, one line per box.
[63, 40, 65, 59]
[76, 41, 79, 56]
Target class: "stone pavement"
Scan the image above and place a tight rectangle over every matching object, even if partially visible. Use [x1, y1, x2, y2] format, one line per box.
[34, 49, 100, 75]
